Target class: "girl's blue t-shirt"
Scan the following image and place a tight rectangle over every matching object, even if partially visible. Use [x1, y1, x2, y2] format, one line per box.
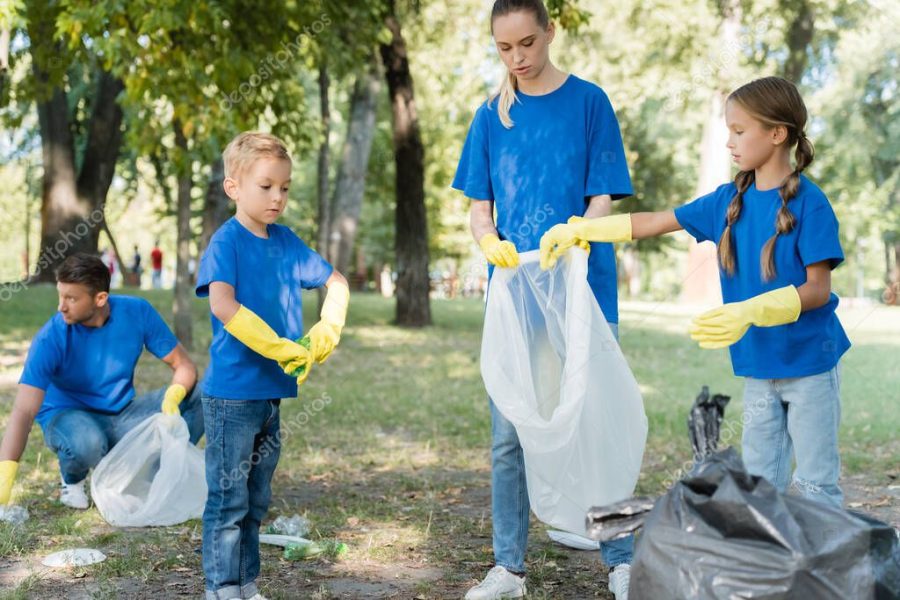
[452, 75, 633, 323]
[196, 218, 333, 400]
[20, 295, 179, 428]
[674, 175, 850, 379]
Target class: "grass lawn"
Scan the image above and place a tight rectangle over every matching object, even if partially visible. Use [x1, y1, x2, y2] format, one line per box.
[0, 285, 897, 599]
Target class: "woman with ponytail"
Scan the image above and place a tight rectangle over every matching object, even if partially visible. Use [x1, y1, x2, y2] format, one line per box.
[541, 76, 850, 511]
[452, 1, 635, 598]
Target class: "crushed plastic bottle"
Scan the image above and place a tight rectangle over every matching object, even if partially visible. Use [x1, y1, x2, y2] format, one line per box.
[266, 514, 310, 537]
[283, 539, 348, 561]
[0, 505, 29, 525]
[290, 337, 312, 378]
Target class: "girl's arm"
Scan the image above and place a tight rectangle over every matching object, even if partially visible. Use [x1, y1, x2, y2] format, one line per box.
[797, 261, 832, 311]
[630, 210, 683, 240]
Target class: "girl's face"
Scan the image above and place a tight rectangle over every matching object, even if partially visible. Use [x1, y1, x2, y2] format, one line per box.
[492, 11, 554, 81]
[725, 100, 788, 171]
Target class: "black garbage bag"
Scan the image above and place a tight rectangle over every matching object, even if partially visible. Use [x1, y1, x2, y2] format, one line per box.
[630, 448, 900, 600]
[687, 385, 730, 461]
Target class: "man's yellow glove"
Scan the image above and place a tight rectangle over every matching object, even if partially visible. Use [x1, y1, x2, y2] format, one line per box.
[0, 460, 18, 505]
[540, 214, 633, 270]
[479, 233, 519, 268]
[225, 305, 311, 377]
[308, 281, 349, 363]
[161, 383, 187, 416]
[689, 285, 802, 349]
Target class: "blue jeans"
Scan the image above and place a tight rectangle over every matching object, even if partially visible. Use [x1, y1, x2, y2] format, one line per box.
[741, 365, 843, 508]
[202, 397, 281, 600]
[490, 322, 634, 573]
[43, 385, 204, 484]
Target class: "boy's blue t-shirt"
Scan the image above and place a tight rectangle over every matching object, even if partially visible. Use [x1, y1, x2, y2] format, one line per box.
[451, 75, 633, 323]
[20, 296, 179, 428]
[674, 175, 851, 378]
[196, 218, 333, 400]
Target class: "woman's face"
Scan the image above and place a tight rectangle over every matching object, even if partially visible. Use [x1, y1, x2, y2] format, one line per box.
[492, 10, 554, 81]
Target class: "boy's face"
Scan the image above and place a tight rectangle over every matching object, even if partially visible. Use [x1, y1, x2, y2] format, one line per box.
[223, 157, 292, 229]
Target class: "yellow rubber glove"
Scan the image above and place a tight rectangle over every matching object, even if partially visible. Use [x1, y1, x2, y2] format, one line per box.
[0, 460, 18, 505]
[224, 305, 311, 376]
[479, 233, 519, 268]
[689, 285, 802, 349]
[540, 214, 633, 270]
[308, 281, 350, 363]
[161, 383, 187, 416]
[567, 216, 592, 252]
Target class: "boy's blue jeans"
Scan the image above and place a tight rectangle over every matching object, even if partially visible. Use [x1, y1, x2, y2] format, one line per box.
[202, 397, 281, 600]
[43, 385, 204, 484]
[741, 365, 843, 508]
[489, 322, 634, 574]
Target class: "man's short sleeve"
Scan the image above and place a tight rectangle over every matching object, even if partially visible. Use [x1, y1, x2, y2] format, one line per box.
[19, 322, 62, 391]
[140, 300, 179, 358]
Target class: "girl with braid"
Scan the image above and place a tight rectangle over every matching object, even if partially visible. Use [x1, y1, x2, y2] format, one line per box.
[540, 76, 850, 508]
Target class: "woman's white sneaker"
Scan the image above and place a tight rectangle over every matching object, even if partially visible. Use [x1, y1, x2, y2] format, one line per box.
[608, 564, 631, 600]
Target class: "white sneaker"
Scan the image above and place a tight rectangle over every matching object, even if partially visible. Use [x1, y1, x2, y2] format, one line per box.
[464, 566, 527, 599]
[246, 595, 268, 600]
[60, 478, 89, 509]
[608, 564, 631, 600]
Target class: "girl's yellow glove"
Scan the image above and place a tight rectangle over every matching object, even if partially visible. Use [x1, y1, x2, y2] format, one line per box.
[689, 285, 802, 349]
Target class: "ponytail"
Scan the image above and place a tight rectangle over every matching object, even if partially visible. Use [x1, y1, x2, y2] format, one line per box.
[490, 71, 518, 129]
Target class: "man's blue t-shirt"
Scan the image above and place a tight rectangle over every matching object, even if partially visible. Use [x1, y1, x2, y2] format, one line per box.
[674, 175, 851, 378]
[196, 218, 333, 400]
[20, 296, 179, 428]
[451, 75, 633, 323]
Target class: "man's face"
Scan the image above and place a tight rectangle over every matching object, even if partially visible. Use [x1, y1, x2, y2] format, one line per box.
[56, 282, 107, 324]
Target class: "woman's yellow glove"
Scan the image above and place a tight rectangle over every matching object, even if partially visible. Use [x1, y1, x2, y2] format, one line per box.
[0, 460, 18, 505]
[308, 281, 350, 363]
[160, 383, 187, 416]
[479, 233, 519, 268]
[689, 285, 802, 349]
[224, 305, 311, 376]
[540, 214, 632, 270]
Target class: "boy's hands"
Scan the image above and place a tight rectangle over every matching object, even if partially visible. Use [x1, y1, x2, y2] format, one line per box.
[224, 305, 311, 376]
[308, 281, 350, 363]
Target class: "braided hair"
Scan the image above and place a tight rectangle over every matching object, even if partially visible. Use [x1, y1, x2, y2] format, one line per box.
[717, 77, 815, 280]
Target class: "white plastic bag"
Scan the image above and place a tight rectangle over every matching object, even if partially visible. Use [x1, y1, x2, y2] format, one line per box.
[91, 414, 206, 527]
[481, 248, 647, 535]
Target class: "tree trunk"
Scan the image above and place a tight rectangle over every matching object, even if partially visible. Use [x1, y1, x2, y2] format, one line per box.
[200, 158, 231, 255]
[780, 0, 814, 82]
[28, 10, 125, 283]
[680, 5, 741, 305]
[173, 121, 194, 350]
[380, 5, 432, 327]
[328, 62, 381, 277]
[316, 64, 332, 310]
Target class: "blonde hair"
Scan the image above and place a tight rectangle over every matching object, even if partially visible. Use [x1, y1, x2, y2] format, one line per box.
[718, 77, 814, 281]
[222, 131, 291, 180]
[489, 0, 550, 129]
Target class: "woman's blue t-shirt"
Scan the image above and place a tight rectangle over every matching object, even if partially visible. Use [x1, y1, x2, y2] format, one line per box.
[452, 75, 633, 323]
[196, 218, 333, 400]
[674, 175, 850, 378]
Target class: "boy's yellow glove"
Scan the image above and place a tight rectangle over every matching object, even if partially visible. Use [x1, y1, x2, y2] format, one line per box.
[540, 214, 632, 270]
[0, 460, 18, 505]
[689, 285, 802, 349]
[160, 383, 187, 416]
[479, 233, 519, 268]
[308, 281, 349, 363]
[224, 305, 311, 376]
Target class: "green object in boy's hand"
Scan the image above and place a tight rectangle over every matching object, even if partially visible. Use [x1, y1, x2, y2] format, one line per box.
[290, 336, 312, 378]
